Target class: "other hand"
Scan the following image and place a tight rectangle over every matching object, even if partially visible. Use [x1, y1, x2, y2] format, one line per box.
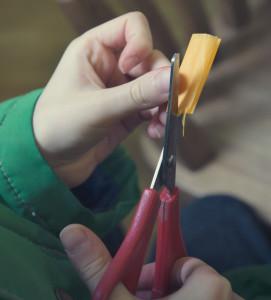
[60, 224, 244, 300]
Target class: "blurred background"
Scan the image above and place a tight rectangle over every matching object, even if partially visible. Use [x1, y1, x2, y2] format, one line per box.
[1, 0, 271, 225]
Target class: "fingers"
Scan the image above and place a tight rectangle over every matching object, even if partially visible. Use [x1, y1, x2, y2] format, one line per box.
[100, 12, 153, 74]
[147, 103, 168, 139]
[107, 49, 170, 89]
[168, 257, 244, 300]
[127, 49, 171, 78]
[67, 12, 171, 128]
[82, 66, 170, 127]
[118, 12, 152, 74]
[77, 12, 170, 87]
[60, 225, 136, 300]
[137, 262, 156, 290]
[79, 12, 152, 74]
[60, 226, 242, 300]
[60, 224, 112, 294]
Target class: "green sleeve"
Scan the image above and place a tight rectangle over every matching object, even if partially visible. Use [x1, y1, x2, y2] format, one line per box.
[0, 90, 140, 237]
[225, 264, 271, 299]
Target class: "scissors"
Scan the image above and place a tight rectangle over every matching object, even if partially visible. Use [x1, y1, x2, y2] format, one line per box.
[93, 53, 187, 300]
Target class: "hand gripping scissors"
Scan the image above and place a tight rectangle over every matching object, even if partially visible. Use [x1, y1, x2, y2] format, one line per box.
[93, 53, 187, 300]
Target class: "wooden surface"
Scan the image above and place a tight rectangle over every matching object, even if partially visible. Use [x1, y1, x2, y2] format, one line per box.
[0, 0, 76, 102]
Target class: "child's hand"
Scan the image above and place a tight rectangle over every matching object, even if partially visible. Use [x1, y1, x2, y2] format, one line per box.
[60, 224, 243, 300]
[33, 12, 170, 187]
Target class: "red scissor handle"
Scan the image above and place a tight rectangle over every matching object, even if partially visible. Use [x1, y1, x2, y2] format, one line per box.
[152, 186, 187, 298]
[93, 189, 160, 300]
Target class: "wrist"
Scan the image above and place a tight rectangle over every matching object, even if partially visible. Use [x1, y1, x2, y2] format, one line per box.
[52, 151, 99, 188]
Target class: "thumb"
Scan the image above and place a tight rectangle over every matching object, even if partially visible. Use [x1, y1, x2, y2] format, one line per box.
[60, 224, 111, 294]
[90, 66, 171, 125]
[169, 257, 244, 300]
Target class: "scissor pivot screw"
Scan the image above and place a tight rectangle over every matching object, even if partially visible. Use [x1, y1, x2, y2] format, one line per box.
[167, 155, 175, 168]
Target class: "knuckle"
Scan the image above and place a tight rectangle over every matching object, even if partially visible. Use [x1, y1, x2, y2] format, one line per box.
[67, 33, 92, 54]
[129, 80, 148, 108]
[152, 49, 163, 57]
[152, 49, 169, 63]
[208, 275, 233, 298]
[221, 277, 233, 294]
[67, 37, 81, 51]
[80, 254, 110, 284]
[129, 11, 148, 24]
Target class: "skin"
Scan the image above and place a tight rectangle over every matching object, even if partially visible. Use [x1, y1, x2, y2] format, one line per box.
[33, 11, 243, 299]
[33, 12, 171, 188]
[60, 224, 244, 300]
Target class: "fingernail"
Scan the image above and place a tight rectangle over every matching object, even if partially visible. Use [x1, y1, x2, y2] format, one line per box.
[60, 225, 88, 255]
[159, 110, 167, 125]
[154, 124, 165, 139]
[155, 67, 171, 94]
[154, 127, 161, 139]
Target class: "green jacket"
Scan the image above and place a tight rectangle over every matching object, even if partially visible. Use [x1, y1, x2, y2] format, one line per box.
[0, 90, 140, 299]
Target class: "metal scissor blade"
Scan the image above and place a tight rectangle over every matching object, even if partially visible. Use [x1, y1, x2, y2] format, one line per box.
[150, 148, 164, 190]
[162, 53, 182, 192]
[168, 53, 181, 115]
[150, 53, 182, 192]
